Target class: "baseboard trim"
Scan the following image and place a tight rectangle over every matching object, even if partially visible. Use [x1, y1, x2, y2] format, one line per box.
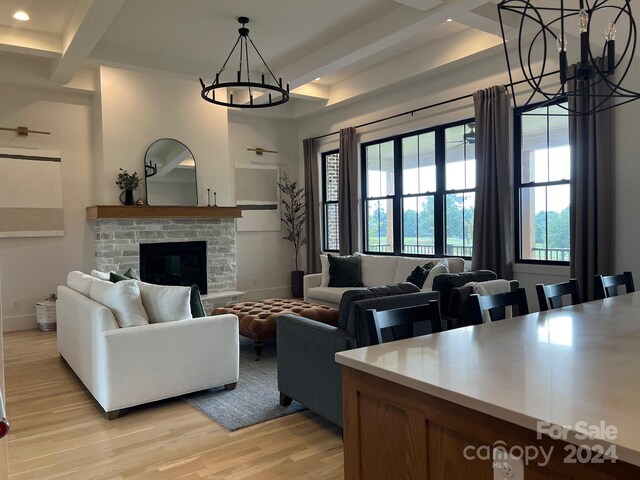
[243, 286, 292, 301]
[4, 314, 37, 332]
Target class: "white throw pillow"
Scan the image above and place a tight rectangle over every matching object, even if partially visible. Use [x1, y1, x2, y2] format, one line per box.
[356, 252, 399, 286]
[137, 282, 193, 324]
[423, 261, 449, 290]
[320, 254, 330, 287]
[91, 269, 110, 280]
[67, 271, 96, 296]
[89, 279, 149, 328]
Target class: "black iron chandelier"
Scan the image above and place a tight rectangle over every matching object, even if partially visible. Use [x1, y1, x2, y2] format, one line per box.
[199, 17, 289, 108]
[498, 0, 640, 115]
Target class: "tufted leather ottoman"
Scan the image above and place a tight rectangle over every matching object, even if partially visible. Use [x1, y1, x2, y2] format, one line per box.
[212, 298, 339, 360]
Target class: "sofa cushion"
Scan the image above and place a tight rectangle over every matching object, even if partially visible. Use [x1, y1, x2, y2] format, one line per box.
[308, 286, 366, 305]
[328, 254, 364, 287]
[91, 270, 110, 280]
[446, 257, 465, 273]
[357, 253, 399, 287]
[137, 282, 193, 323]
[423, 260, 449, 290]
[393, 257, 433, 284]
[338, 282, 420, 331]
[320, 254, 330, 287]
[89, 279, 149, 328]
[67, 271, 97, 296]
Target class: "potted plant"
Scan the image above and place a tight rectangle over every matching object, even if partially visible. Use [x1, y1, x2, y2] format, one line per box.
[277, 171, 306, 298]
[115, 169, 140, 206]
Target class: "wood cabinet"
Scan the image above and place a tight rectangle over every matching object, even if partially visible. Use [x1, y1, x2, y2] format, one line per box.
[342, 366, 639, 480]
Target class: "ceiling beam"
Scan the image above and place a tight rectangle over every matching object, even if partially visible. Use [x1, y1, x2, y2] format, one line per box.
[0, 26, 60, 58]
[50, 0, 125, 84]
[278, 0, 489, 90]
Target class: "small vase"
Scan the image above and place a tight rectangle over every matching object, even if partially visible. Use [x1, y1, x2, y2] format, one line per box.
[120, 188, 135, 206]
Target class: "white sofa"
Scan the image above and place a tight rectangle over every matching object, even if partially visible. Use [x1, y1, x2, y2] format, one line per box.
[57, 281, 239, 419]
[304, 253, 465, 308]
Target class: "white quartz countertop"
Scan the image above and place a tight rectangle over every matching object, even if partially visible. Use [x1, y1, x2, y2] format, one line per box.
[336, 292, 640, 466]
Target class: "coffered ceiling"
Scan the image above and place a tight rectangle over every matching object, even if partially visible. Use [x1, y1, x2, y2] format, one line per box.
[0, 0, 591, 118]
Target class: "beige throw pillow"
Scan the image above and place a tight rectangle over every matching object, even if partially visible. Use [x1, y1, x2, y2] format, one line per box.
[89, 279, 149, 328]
[137, 282, 193, 323]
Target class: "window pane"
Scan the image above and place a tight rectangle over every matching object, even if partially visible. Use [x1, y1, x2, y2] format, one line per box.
[402, 195, 434, 255]
[325, 203, 339, 251]
[548, 106, 570, 181]
[546, 184, 570, 261]
[367, 199, 394, 253]
[446, 192, 474, 257]
[366, 141, 395, 197]
[521, 106, 550, 183]
[445, 123, 475, 190]
[325, 153, 339, 202]
[402, 133, 435, 194]
[520, 186, 546, 260]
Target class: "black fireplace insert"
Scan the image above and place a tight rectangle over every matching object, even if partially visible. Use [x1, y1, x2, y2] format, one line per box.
[139, 241, 207, 294]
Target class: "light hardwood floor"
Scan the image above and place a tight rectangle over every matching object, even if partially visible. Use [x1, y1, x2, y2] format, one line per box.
[3, 330, 344, 479]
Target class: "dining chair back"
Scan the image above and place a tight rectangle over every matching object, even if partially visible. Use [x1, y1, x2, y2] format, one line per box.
[536, 279, 583, 311]
[467, 288, 529, 325]
[594, 272, 635, 300]
[366, 300, 442, 345]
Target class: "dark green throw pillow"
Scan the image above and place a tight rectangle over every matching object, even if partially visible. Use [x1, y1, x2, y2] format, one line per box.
[123, 267, 140, 280]
[405, 261, 437, 289]
[328, 254, 364, 287]
[406, 265, 428, 288]
[109, 272, 129, 283]
[190, 284, 206, 318]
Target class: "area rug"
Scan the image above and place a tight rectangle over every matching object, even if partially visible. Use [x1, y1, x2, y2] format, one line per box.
[182, 338, 305, 431]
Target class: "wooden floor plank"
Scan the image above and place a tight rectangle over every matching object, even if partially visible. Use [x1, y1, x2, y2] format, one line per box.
[3, 330, 344, 479]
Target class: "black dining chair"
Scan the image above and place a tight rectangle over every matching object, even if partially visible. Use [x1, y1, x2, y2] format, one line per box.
[594, 272, 635, 300]
[536, 279, 583, 311]
[366, 301, 442, 345]
[467, 288, 529, 325]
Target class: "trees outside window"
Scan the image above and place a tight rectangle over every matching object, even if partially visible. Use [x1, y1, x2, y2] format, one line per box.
[363, 120, 475, 258]
[515, 101, 571, 263]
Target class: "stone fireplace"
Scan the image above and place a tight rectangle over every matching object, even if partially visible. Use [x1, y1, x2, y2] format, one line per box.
[89, 210, 244, 309]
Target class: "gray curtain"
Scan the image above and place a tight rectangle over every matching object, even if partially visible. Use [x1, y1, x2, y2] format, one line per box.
[471, 85, 514, 278]
[568, 59, 613, 300]
[339, 127, 359, 255]
[304, 138, 322, 274]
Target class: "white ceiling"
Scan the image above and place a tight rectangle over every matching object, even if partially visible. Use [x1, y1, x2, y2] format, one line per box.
[0, 0, 559, 117]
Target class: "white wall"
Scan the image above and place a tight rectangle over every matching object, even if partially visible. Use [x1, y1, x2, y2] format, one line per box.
[0, 83, 96, 330]
[98, 67, 231, 206]
[228, 113, 301, 300]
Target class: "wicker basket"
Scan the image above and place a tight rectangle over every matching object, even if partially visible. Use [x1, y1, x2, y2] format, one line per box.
[36, 298, 57, 331]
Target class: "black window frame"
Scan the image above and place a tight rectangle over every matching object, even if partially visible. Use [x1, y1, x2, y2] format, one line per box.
[514, 98, 571, 266]
[321, 149, 340, 252]
[360, 117, 476, 259]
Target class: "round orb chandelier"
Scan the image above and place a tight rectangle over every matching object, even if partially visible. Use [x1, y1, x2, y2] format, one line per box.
[497, 0, 640, 115]
[199, 17, 289, 109]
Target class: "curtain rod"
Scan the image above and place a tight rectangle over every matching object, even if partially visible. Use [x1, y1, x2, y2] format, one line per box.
[312, 71, 560, 141]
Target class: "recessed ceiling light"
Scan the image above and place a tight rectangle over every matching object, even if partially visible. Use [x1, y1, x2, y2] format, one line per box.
[446, 18, 453, 22]
[314, 77, 321, 81]
[13, 10, 30, 21]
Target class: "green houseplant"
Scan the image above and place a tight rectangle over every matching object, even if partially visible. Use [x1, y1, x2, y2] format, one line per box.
[277, 172, 306, 298]
[115, 169, 140, 206]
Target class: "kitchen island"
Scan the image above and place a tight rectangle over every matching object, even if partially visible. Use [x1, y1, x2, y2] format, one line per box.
[336, 292, 640, 479]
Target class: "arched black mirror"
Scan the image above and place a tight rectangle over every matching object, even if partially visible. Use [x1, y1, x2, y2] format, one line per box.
[144, 139, 198, 206]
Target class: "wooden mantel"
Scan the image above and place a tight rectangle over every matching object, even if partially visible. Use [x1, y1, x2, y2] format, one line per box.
[86, 205, 243, 220]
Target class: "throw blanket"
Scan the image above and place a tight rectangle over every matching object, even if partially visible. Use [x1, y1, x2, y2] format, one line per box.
[463, 279, 512, 323]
